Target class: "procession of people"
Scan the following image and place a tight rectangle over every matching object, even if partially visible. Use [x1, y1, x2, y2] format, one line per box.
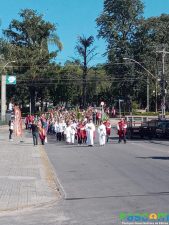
[23, 106, 127, 147]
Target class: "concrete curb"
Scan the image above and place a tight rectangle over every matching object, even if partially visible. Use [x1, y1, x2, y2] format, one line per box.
[42, 145, 66, 199]
[39, 145, 61, 198]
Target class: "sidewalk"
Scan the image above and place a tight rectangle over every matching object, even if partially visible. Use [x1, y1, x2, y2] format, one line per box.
[0, 127, 60, 213]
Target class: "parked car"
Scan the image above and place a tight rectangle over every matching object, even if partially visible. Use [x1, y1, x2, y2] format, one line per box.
[155, 120, 169, 138]
[126, 116, 169, 139]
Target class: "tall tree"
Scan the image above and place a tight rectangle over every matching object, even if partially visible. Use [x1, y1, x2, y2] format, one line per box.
[3, 9, 62, 113]
[96, 0, 144, 102]
[133, 14, 169, 110]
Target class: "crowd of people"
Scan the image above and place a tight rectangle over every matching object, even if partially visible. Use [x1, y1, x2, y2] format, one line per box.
[23, 106, 127, 147]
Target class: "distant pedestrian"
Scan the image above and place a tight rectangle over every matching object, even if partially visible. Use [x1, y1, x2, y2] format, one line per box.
[112, 107, 116, 118]
[31, 121, 39, 146]
[9, 119, 14, 141]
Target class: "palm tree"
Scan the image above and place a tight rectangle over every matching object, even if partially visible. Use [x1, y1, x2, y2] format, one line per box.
[76, 35, 96, 107]
[48, 33, 63, 52]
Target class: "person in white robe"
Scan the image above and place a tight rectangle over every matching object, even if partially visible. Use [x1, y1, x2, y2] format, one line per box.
[70, 124, 76, 144]
[60, 120, 66, 141]
[98, 121, 106, 146]
[65, 123, 71, 144]
[85, 119, 95, 146]
[54, 121, 59, 141]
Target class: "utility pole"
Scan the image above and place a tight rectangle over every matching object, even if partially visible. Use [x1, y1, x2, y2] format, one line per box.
[1, 61, 16, 121]
[147, 77, 149, 112]
[156, 48, 169, 118]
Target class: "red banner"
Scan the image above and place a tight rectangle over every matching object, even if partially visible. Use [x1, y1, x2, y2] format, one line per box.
[14, 106, 22, 137]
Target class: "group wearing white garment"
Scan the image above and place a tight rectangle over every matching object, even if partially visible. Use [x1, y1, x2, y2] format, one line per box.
[65, 121, 76, 144]
[56, 118, 110, 147]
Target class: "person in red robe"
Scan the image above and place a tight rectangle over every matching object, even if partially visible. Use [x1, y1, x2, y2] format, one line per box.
[104, 119, 111, 142]
[77, 121, 84, 145]
[39, 124, 46, 145]
[117, 118, 127, 143]
[82, 121, 87, 144]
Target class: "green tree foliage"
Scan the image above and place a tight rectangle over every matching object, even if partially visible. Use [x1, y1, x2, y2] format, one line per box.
[96, 1, 169, 112]
[96, 0, 144, 58]
[96, 0, 144, 106]
[96, 0, 164, 112]
[133, 14, 169, 110]
[3, 9, 62, 113]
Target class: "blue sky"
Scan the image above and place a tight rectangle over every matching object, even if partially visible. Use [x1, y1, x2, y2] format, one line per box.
[0, 0, 169, 65]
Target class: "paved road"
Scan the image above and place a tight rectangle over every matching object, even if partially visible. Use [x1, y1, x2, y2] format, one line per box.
[1, 135, 169, 224]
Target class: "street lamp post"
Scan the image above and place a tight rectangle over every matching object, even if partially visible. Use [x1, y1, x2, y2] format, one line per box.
[123, 57, 157, 113]
[1, 61, 15, 121]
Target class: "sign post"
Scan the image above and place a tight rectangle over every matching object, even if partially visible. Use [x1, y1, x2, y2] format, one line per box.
[1, 75, 6, 121]
[1, 61, 16, 121]
[6, 76, 16, 85]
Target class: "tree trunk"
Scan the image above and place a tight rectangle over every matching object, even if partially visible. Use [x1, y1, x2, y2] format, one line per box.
[82, 71, 87, 108]
[82, 48, 87, 108]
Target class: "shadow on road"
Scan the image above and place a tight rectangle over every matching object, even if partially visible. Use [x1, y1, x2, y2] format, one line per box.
[136, 156, 169, 160]
[65, 192, 169, 201]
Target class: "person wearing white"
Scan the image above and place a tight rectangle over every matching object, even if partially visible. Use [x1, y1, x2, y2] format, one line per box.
[61, 120, 67, 141]
[70, 124, 76, 144]
[54, 121, 60, 141]
[58, 120, 66, 141]
[85, 119, 95, 146]
[65, 124, 71, 144]
[98, 121, 106, 146]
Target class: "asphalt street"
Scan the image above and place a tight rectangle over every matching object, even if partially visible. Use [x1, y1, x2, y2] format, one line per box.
[0, 134, 169, 225]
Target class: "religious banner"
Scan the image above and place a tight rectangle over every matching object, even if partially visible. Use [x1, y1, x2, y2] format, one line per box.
[14, 106, 22, 137]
